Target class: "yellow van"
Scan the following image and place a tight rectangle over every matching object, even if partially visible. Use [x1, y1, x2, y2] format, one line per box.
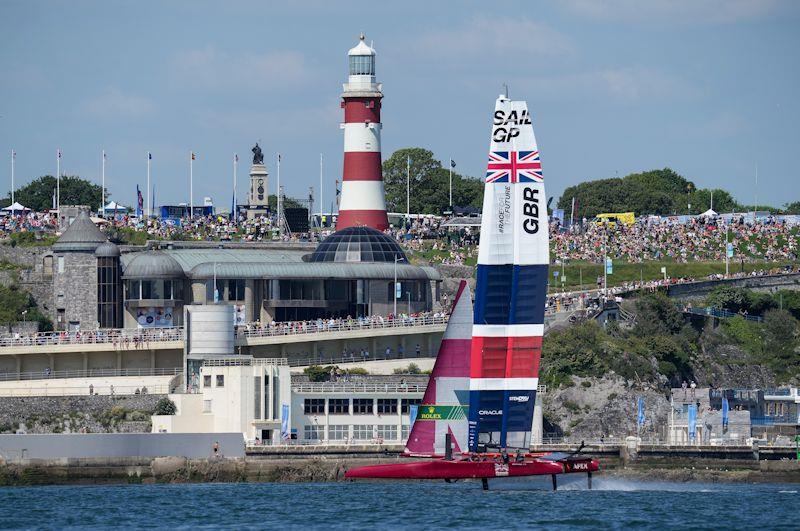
[593, 212, 635, 227]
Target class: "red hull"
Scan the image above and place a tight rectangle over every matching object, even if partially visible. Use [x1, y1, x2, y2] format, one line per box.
[345, 457, 599, 480]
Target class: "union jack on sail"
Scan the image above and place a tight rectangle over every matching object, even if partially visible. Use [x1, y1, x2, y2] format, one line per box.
[485, 150, 542, 183]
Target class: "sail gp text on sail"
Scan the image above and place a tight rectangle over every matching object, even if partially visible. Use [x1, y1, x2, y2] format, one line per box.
[468, 95, 549, 452]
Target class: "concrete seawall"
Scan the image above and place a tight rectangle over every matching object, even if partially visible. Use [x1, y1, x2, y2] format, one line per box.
[1, 449, 798, 486]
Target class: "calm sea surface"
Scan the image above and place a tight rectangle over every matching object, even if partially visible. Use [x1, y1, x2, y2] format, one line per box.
[0, 477, 796, 530]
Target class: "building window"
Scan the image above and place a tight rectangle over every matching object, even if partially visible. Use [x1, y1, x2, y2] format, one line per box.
[304, 398, 325, 414]
[352, 425, 374, 440]
[401, 398, 422, 414]
[401, 425, 410, 441]
[97, 256, 121, 328]
[376, 425, 398, 441]
[216, 375, 224, 387]
[328, 398, 349, 414]
[57, 256, 65, 274]
[304, 425, 324, 441]
[203, 400, 212, 413]
[203, 375, 211, 388]
[328, 425, 348, 440]
[377, 399, 397, 414]
[353, 398, 374, 415]
[228, 279, 245, 301]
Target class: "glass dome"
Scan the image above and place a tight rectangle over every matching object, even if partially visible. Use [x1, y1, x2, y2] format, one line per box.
[309, 226, 407, 263]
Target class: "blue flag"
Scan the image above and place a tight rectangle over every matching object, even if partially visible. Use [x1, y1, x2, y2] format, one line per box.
[688, 404, 697, 441]
[637, 396, 645, 428]
[722, 397, 729, 430]
[136, 185, 143, 217]
[280, 404, 290, 441]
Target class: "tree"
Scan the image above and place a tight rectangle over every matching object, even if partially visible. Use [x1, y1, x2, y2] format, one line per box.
[782, 201, 800, 214]
[633, 293, 684, 336]
[382, 148, 483, 214]
[556, 168, 745, 219]
[762, 309, 798, 363]
[153, 398, 177, 415]
[4, 175, 105, 212]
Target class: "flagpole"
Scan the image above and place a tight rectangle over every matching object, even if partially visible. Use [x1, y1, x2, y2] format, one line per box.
[189, 152, 194, 218]
[56, 149, 61, 216]
[448, 157, 453, 208]
[406, 155, 410, 217]
[276, 153, 282, 235]
[101, 150, 106, 217]
[146, 152, 151, 219]
[233, 153, 238, 221]
[319, 153, 323, 222]
[10, 150, 15, 206]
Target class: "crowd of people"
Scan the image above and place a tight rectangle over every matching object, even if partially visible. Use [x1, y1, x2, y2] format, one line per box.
[2, 206, 798, 265]
[550, 216, 799, 263]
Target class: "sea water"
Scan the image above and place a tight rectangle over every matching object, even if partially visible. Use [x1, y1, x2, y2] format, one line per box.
[0, 479, 796, 529]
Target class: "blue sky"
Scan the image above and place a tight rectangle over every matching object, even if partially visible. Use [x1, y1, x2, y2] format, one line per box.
[1, 0, 798, 212]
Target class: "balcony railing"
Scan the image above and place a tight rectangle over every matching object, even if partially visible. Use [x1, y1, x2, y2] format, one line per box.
[292, 383, 426, 393]
[0, 367, 181, 382]
[0, 315, 449, 350]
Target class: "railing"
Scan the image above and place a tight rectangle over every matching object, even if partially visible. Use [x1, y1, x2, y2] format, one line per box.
[764, 388, 795, 397]
[235, 314, 448, 340]
[288, 352, 434, 368]
[751, 415, 795, 426]
[0, 328, 184, 349]
[0, 315, 449, 350]
[202, 358, 288, 367]
[684, 307, 764, 322]
[0, 367, 181, 382]
[291, 383, 426, 393]
[0, 384, 169, 397]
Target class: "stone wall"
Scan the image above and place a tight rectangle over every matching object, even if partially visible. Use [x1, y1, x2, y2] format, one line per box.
[0, 245, 54, 322]
[53, 251, 97, 330]
[0, 394, 164, 434]
[667, 273, 800, 301]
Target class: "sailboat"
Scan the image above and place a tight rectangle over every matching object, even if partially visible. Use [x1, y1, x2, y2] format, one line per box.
[345, 94, 599, 489]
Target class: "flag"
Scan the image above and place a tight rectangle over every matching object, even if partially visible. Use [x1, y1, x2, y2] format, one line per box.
[52, 189, 56, 210]
[136, 185, 144, 217]
[637, 396, 645, 428]
[450, 159, 456, 168]
[335, 179, 340, 196]
[57, 149, 61, 159]
[688, 404, 697, 441]
[234, 153, 238, 163]
[280, 404, 290, 440]
[407, 154, 411, 167]
[722, 397, 729, 430]
[103, 151, 107, 161]
[277, 153, 281, 162]
[191, 152, 196, 161]
[485, 150, 542, 183]
[152, 185, 156, 215]
[148, 152, 152, 160]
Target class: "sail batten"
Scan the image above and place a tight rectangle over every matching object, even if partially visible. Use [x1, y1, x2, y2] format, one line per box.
[468, 95, 549, 452]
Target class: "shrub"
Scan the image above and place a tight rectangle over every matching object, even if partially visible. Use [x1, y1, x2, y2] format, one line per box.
[580, 381, 592, 388]
[393, 363, 422, 375]
[153, 398, 177, 416]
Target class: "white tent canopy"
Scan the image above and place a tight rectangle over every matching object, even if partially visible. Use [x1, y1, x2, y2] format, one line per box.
[102, 201, 127, 212]
[699, 208, 717, 217]
[3, 202, 31, 212]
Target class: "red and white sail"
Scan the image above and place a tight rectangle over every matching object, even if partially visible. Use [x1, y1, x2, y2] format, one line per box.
[404, 280, 472, 456]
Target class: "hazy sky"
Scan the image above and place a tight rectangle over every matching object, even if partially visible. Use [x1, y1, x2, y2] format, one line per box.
[1, 0, 798, 212]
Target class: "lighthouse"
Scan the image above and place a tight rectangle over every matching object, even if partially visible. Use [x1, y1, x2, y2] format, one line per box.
[336, 34, 389, 231]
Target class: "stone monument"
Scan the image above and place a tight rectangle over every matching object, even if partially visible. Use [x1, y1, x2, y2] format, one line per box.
[247, 143, 269, 220]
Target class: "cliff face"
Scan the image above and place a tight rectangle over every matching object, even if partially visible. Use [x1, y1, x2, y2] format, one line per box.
[542, 375, 670, 442]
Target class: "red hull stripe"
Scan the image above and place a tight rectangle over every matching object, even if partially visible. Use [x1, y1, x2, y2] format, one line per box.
[336, 209, 389, 231]
[343, 99, 381, 123]
[344, 457, 599, 479]
[469, 335, 542, 379]
[342, 152, 383, 181]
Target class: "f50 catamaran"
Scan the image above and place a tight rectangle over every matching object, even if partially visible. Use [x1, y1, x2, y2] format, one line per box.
[345, 94, 599, 490]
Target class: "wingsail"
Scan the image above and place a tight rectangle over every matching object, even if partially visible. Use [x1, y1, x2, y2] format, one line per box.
[405, 280, 472, 456]
[468, 95, 549, 451]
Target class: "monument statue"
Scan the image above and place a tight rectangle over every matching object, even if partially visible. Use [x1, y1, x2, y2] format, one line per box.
[251, 143, 264, 165]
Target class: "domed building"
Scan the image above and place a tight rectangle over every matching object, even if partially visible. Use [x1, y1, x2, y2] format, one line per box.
[51, 210, 121, 330]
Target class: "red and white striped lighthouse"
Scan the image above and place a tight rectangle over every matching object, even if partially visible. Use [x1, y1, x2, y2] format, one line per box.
[336, 34, 389, 231]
